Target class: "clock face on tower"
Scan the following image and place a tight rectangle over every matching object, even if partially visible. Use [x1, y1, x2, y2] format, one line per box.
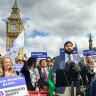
[10, 24, 17, 31]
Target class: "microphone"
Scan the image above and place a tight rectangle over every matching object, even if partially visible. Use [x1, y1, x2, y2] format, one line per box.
[78, 61, 88, 69]
[64, 61, 81, 73]
[78, 61, 93, 75]
[74, 63, 81, 73]
[64, 61, 71, 71]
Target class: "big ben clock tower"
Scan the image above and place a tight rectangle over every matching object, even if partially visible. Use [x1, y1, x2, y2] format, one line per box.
[6, 0, 24, 59]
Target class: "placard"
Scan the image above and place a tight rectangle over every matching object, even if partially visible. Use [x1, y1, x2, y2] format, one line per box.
[13, 64, 24, 73]
[0, 75, 27, 96]
[31, 52, 47, 58]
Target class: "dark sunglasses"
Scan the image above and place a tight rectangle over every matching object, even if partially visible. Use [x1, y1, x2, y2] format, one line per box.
[46, 60, 51, 62]
[17, 59, 22, 61]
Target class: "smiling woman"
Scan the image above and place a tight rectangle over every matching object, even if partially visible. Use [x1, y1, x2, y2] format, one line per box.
[0, 56, 18, 77]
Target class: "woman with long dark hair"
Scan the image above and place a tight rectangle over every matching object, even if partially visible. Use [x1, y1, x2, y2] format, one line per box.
[21, 56, 40, 93]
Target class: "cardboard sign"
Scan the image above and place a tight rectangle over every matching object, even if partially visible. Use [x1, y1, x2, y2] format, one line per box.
[83, 49, 96, 56]
[83, 49, 96, 61]
[13, 64, 24, 73]
[31, 52, 47, 58]
[0, 75, 27, 96]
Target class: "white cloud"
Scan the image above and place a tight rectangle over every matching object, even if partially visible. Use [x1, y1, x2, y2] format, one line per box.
[26, 35, 63, 57]
[24, 20, 36, 35]
[0, 0, 96, 58]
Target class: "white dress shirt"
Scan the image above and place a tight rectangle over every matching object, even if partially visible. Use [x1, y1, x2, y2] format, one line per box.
[65, 53, 73, 63]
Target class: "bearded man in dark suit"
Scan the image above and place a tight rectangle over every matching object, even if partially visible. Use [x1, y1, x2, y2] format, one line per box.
[52, 41, 75, 96]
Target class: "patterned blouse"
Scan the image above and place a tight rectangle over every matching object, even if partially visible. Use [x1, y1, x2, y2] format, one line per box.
[29, 67, 39, 87]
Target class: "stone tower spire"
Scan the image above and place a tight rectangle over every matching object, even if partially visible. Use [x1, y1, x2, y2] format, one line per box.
[11, 0, 20, 15]
[89, 33, 93, 49]
[12, 0, 18, 9]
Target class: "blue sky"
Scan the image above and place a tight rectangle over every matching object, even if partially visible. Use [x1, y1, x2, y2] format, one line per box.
[31, 30, 49, 38]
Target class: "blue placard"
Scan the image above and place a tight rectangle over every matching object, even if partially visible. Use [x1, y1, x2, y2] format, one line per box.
[73, 47, 78, 54]
[83, 49, 96, 56]
[13, 64, 24, 72]
[60, 47, 78, 55]
[0, 75, 26, 89]
[31, 52, 47, 58]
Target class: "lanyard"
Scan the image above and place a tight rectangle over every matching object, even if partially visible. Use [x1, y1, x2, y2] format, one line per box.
[44, 69, 48, 81]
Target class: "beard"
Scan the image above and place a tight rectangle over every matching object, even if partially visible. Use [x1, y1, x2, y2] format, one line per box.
[65, 49, 73, 54]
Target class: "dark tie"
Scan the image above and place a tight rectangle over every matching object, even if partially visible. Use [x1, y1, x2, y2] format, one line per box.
[68, 55, 71, 61]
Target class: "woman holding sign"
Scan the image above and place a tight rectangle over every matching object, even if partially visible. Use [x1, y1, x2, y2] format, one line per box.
[0, 56, 18, 77]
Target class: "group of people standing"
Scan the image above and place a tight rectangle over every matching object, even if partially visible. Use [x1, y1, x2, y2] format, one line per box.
[52, 41, 96, 96]
[0, 41, 96, 96]
[20, 56, 58, 96]
[0, 53, 56, 96]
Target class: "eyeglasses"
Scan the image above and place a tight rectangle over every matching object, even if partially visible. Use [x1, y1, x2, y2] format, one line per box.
[17, 59, 22, 62]
[90, 62, 94, 64]
[46, 60, 51, 62]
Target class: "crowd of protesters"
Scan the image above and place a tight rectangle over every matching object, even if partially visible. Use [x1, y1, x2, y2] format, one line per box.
[0, 41, 96, 96]
[0, 53, 56, 96]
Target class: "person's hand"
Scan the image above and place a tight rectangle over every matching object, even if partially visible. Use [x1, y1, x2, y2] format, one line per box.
[35, 87, 39, 94]
[53, 91, 58, 95]
[43, 85, 48, 91]
[53, 89, 58, 95]
[53, 74, 56, 84]
[22, 56, 27, 62]
[53, 77, 56, 84]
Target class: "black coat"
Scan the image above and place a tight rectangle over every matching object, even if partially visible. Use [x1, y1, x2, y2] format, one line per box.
[21, 62, 36, 91]
[21, 63, 49, 91]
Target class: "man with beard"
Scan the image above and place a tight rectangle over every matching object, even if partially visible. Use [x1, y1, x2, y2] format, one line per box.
[52, 41, 74, 96]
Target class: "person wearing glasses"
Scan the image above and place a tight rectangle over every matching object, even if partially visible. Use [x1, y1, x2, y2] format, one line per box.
[46, 57, 52, 70]
[15, 55, 27, 64]
[39, 59, 49, 91]
[15, 56, 23, 64]
[85, 55, 96, 96]
[86, 55, 96, 73]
